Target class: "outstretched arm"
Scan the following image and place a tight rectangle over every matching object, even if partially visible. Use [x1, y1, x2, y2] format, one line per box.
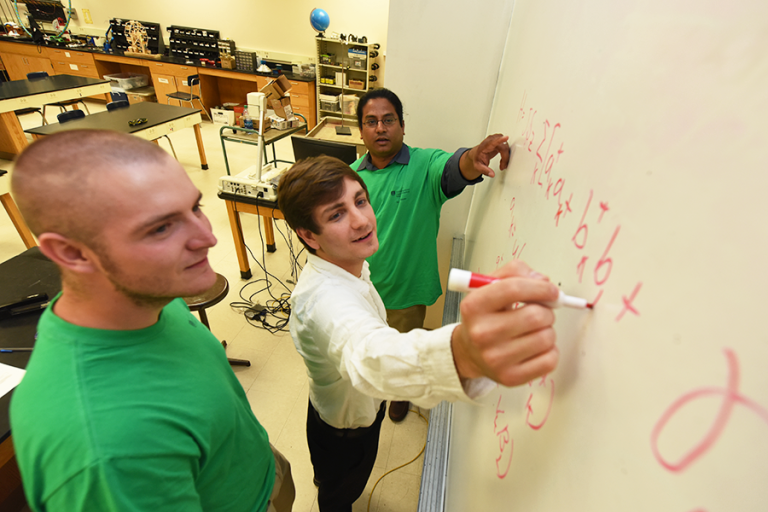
[459, 133, 512, 180]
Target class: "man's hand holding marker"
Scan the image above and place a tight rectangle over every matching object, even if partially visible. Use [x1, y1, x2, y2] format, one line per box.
[448, 261, 593, 388]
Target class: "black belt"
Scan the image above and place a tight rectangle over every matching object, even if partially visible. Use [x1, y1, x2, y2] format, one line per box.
[309, 400, 386, 439]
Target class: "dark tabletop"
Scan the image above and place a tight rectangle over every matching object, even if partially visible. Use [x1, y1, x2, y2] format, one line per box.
[217, 191, 279, 209]
[0, 247, 61, 443]
[25, 102, 201, 136]
[0, 74, 110, 101]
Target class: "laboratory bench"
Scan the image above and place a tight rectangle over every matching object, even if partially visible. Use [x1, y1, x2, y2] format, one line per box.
[0, 38, 317, 128]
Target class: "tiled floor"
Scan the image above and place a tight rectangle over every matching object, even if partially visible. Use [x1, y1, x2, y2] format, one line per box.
[0, 101, 428, 512]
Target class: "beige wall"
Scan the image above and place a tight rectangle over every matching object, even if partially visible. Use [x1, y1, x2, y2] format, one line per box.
[61, 0, 389, 61]
[385, 0, 515, 329]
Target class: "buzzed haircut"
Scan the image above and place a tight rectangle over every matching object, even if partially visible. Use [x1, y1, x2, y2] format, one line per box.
[12, 130, 171, 246]
[356, 88, 404, 130]
[277, 155, 368, 255]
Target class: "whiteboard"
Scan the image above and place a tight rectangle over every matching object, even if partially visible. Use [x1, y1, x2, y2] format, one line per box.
[446, 1, 768, 511]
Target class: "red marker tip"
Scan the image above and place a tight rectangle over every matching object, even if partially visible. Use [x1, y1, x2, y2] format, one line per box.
[586, 303, 594, 309]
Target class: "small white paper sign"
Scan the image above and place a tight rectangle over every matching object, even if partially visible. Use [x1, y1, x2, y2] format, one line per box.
[0, 363, 25, 399]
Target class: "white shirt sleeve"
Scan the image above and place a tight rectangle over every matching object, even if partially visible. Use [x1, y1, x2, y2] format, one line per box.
[297, 284, 480, 409]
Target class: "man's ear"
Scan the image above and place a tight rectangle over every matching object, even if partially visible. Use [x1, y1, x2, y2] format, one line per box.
[296, 227, 321, 252]
[37, 233, 99, 274]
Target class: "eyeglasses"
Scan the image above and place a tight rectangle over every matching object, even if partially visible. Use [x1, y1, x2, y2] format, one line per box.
[128, 118, 148, 127]
[362, 117, 399, 129]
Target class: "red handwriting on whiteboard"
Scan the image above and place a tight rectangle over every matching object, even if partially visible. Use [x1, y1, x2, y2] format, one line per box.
[493, 394, 513, 478]
[568, 187, 635, 320]
[500, 91, 643, 322]
[508, 198, 517, 238]
[526, 375, 555, 430]
[616, 282, 642, 321]
[598, 201, 609, 223]
[650, 348, 768, 472]
[519, 92, 566, 222]
[518, 92, 645, 321]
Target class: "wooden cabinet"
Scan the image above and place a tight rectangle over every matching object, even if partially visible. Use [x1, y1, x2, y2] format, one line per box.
[43, 48, 110, 100]
[0, 41, 318, 125]
[49, 59, 101, 78]
[152, 74, 180, 106]
[0, 42, 54, 81]
[285, 80, 316, 127]
[148, 62, 198, 106]
[43, 48, 96, 65]
[0, 52, 53, 81]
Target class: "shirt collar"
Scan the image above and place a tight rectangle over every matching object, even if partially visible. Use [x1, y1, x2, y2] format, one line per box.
[306, 253, 372, 287]
[358, 144, 411, 171]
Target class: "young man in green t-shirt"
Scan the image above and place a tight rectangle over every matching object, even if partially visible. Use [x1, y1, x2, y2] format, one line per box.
[10, 131, 294, 512]
[353, 88, 512, 421]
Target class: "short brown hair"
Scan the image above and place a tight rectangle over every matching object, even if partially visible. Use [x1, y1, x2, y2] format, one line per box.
[277, 156, 368, 254]
[12, 130, 171, 245]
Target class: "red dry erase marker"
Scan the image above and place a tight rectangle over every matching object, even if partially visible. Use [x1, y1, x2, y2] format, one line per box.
[447, 268, 593, 309]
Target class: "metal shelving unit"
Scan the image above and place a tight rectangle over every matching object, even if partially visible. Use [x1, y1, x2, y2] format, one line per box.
[315, 37, 382, 121]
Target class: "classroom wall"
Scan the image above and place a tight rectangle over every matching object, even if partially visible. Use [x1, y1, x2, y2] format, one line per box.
[445, 0, 768, 510]
[384, 0, 515, 328]
[46, 0, 390, 62]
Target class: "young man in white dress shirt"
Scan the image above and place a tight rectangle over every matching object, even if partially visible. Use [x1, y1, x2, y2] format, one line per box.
[277, 156, 560, 512]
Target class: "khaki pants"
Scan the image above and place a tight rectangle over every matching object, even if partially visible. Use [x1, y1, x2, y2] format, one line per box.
[386, 304, 427, 334]
[266, 444, 296, 512]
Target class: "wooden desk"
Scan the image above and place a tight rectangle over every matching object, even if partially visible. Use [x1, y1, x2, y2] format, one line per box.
[25, 102, 209, 169]
[0, 74, 111, 157]
[306, 117, 366, 158]
[219, 192, 285, 280]
[0, 247, 61, 512]
[0, 191, 35, 250]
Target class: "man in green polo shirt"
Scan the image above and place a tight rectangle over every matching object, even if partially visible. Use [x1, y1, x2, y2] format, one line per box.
[353, 88, 511, 421]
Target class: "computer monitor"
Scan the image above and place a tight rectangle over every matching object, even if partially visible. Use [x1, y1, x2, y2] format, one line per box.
[291, 135, 359, 165]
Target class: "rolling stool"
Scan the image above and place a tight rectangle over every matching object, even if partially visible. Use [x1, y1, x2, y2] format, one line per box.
[184, 273, 251, 367]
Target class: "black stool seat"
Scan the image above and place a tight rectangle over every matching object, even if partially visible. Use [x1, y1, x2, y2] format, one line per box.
[184, 273, 250, 367]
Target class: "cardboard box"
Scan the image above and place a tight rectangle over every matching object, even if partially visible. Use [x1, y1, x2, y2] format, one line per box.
[211, 108, 236, 125]
[269, 116, 290, 130]
[259, 75, 292, 103]
[348, 79, 365, 90]
[269, 96, 294, 121]
[220, 54, 236, 70]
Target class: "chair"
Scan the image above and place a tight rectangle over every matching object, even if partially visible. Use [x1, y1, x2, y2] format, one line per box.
[106, 99, 177, 159]
[166, 74, 212, 123]
[14, 107, 46, 126]
[183, 273, 250, 367]
[106, 100, 129, 111]
[27, 71, 91, 119]
[110, 91, 128, 103]
[57, 109, 85, 123]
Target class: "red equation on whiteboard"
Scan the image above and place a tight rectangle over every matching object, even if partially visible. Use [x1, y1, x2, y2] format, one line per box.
[650, 348, 768, 472]
[514, 91, 642, 321]
[526, 374, 555, 430]
[493, 394, 513, 479]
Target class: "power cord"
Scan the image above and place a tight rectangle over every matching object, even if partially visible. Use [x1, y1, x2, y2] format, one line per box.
[367, 407, 429, 512]
[229, 205, 306, 333]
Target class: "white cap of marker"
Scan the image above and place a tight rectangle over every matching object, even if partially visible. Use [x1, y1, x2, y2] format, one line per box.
[447, 268, 592, 309]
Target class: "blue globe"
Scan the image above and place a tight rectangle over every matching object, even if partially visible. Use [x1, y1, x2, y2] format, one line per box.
[309, 8, 330, 33]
